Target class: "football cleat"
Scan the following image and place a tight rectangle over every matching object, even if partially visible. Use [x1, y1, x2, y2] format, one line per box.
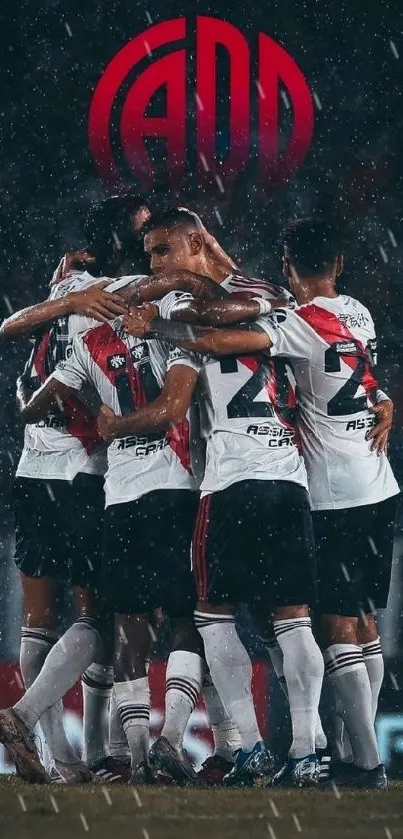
[129, 761, 159, 785]
[149, 736, 199, 785]
[0, 708, 49, 783]
[197, 754, 234, 786]
[322, 762, 388, 790]
[270, 754, 321, 788]
[222, 742, 274, 787]
[317, 748, 331, 781]
[51, 760, 93, 784]
[90, 756, 131, 784]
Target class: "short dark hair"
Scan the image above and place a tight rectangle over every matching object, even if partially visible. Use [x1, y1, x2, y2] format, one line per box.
[280, 217, 342, 277]
[143, 206, 199, 236]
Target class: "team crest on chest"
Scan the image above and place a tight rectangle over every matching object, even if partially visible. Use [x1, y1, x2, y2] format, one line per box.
[131, 343, 148, 362]
[107, 353, 127, 370]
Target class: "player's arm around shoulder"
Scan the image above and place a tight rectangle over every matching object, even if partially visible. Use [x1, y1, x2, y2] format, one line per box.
[18, 375, 76, 424]
[97, 362, 199, 442]
[18, 332, 90, 424]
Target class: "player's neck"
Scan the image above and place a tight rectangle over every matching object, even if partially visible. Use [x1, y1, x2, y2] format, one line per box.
[294, 277, 338, 305]
[197, 255, 229, 283]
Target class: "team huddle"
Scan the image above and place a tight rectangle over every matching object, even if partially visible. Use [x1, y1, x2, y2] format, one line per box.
[0, 197, 399, 790]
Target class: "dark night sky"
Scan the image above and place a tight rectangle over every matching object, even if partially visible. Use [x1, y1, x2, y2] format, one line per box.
[0, 0, 402, 288]
[0, 0, 402, 516]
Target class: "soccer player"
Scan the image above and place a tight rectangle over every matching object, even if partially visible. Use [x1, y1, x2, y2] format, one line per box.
[1, 203, 241, 785]
[122, 208, 325, 788]
[0, 196, 146, 782]
[133, 217, 398, 789]
[10, 277, 205, 783]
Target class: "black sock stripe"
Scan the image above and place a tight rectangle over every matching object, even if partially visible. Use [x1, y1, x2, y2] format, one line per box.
[325, 657, 364, 675]
[120, 713, 150, 723]
[194, 613, 235, 625]
[75, 617, 99, 630]
[82, 674, 114, 691]
[165, 680, 199, 705]
[274, 622, 311, 637]
[325, 651, 364, 665]
[21, 630, 58, 645]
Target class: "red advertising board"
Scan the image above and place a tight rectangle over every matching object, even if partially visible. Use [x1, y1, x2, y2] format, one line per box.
[0, 659, 269, 773]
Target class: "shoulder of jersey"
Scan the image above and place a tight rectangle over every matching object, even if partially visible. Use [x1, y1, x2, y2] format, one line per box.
[224, 273, 294, 303]
[48, 271, 97, 300]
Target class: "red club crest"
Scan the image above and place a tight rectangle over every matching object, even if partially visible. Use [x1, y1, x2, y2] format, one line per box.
[88, 16, 314, 192]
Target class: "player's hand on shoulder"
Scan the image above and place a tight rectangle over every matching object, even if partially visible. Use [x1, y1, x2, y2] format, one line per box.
[97, 404, 120, 441]
[69, 281, 127, 322]
[123, 303, 158, 337]
[368, 398, 393, 455]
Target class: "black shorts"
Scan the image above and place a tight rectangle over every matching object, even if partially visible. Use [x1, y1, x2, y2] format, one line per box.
[313, 496, 398, 616]
[14, 474, 104, 589]
[192, 479, 317, 609]
[102, 489, 198, 616]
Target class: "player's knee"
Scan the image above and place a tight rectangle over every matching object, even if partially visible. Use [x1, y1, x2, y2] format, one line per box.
[321, 613, 359, 646]
[357, 613, 378, 645]
[170, 617, 204, 655]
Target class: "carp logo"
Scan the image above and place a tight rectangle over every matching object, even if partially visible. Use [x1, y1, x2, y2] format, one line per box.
[88, 16, 314, 192]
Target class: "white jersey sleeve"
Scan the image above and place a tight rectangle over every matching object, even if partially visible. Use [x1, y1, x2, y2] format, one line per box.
[166, 345, 205, 375]
[256, 295, 399, 510]
[16, 272, 107, 482]
[256, 308, 312, 360]
[52, 333, 91, 392]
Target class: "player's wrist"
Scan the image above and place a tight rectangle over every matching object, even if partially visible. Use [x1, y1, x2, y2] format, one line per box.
[252, 297, 272, 316]
[64, 291, 81, 315]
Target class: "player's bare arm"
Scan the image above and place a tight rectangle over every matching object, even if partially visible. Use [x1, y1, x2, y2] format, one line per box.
[0, 281, 127, 341]
[121, 301, 264, 338]
[368, 398, 394, 455]
[16, 375, 35, 414]
[123, 269, 229, 309]
[18, 377, 78, 424]
[123, 308, 271, 355]
[96, 364, 198, 442]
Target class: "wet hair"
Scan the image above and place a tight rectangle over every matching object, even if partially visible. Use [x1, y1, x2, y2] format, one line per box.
[142, 206, 199, 237]
[82, 193, 149, 273]
[280, 217, 342, 277]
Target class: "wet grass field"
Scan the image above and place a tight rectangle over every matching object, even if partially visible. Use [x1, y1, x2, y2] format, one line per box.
[1, 776, 403, 839]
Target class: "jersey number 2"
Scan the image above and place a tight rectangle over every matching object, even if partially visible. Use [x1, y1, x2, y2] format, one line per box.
[324, 344, 370, 416]
[219, 357, 275, 418]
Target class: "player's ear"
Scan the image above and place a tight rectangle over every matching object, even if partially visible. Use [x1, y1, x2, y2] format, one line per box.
[336, 254, 344, 277]
[282, 256, 291, 279]
[188, 231, 203, 255]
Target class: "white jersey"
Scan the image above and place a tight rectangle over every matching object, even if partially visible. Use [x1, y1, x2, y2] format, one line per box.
[16, 272, 108, 481]
[257, 294, 400, 510]
[52, 322, 200, 507]
[162, 274, 307, 495]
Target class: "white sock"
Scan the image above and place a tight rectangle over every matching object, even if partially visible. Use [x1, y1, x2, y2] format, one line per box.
[273, 618, 324, 759]
[81, 663, 114, 767]
[266, 635, 327, 751]
[14, 618, 103, 731]
[20, 627, 78, 766]
[114, 677, 150, 770]
[161, 651, 203, 749]
[324, 643, 380, 770]
[361, 637, 384, 721]
[109, 686, 130, 763]
[195, 612, 262, 752]
[202, 671, 241, 762]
